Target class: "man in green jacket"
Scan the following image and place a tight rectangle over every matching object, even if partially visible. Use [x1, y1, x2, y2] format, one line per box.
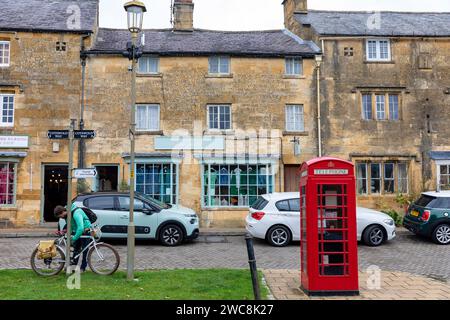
[54, 204, 92, 272]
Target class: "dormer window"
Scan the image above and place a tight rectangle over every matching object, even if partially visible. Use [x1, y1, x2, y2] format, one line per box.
[366, 39, 391, 62]
[208, 56, 230, 75]
[0, 41, 10, 67]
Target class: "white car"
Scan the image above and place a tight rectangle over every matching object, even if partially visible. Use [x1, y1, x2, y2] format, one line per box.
[245, 192, 396, 247]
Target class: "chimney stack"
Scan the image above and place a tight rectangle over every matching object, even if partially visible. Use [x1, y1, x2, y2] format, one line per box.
[283, 0, 308, 33]
[173, 0, 194, 32]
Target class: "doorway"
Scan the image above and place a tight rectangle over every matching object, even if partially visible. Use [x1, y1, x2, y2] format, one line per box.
[43, 165, 68, 222]
[95, 165, 119, 192]
[284, 165, 301, 192]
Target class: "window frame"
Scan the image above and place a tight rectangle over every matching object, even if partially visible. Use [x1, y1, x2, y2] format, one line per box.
[356, 161, 409, 196]
[285, 104, 305, 132]
[0, 162, 17, 207]
[0, 41, 10, 67]
[0, 94, 14, 128]
[135, 104, 160, 132]
[366, 39, 391, 62]
[135, 162, 179, 205]
[285, 57, 303, 76]
[137, 56, 160, 75]
[208, 55, 230, 75]
[207, 104, 232, 131]
[360, 92, 401, 121]
[202, 164, 274, 209]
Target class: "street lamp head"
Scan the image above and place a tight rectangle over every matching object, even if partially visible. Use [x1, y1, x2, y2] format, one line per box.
[124, 1, 147, 34]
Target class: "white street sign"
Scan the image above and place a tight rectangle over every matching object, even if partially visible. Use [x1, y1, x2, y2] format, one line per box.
[73, 168, 97, 179]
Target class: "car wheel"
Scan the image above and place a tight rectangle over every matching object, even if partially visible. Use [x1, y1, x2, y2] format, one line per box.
[267, 226, 291, 247]
[159, 224, 184, 246]
[363, 225, 385, 247]
[432, 224, 450, 245]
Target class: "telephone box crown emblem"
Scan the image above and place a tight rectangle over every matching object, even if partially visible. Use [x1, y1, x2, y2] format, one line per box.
[328, 161, 335, 168]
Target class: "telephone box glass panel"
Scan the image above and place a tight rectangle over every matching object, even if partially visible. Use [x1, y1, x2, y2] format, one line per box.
[317, 184, 349, 276]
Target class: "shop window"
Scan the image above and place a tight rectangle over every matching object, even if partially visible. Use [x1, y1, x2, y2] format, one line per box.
[356, 161, 409, 195]
[0, 162, 16, 206]
[202, 164, 273, 208]
[0, 41, 10, 67]
[0, 94, 14, 127]
[136, 163, 178, 204]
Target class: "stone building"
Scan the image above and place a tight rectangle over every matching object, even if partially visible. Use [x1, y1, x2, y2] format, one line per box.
[1, 0, 449, 228]
[0, 0, 99, 227]
[283, 0, 450, 209]
[83, 0, 321, 227]
[0, 0, 322, 227]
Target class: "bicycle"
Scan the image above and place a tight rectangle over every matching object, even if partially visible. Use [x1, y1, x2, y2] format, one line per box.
[30, 227, 120, 276]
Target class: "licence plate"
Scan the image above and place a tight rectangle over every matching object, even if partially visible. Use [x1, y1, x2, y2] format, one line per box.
[410, 210, 419, 217]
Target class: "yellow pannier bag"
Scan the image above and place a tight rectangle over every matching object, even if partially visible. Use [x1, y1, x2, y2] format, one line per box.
[37, 240, 57, 260]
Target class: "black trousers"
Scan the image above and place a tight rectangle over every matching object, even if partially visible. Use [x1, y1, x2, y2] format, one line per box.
[73, 232, 89, 271]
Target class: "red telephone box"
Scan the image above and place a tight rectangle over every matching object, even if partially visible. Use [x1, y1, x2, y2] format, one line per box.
[299, 157, 359, 296]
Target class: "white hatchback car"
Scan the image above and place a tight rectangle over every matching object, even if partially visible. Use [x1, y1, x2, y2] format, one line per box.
[245, 192, 396, 247]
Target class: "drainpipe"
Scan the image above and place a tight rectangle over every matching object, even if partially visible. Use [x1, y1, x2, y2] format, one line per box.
[315, 55, 323, 157]
[78, 34, 90, 169]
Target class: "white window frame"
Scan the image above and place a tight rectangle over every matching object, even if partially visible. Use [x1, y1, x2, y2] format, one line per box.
[366, 39, 391, 62]
[285, 57, 303, 76]
[0, 94, 14, 127]
[135, 104, 160, 132]
[207, 105, 232, 131]
[208, 56, 230, 75]
[0, 162, 17, 207]
[285, 104, 305, 132]
[0, 41, 10, 67]
[138, 56, 159, 74]
[436, 160, 450, 191]
[375, 94, 386, 120]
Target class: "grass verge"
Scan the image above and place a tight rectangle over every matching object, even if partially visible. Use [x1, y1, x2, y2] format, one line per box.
[0, 269, 269, 300]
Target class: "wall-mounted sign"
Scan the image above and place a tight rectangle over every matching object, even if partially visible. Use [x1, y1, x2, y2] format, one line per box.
[314, 169, 349, 175]
[155, 136, 225, 150]
[73, 168, 97, 179]
[0, 135, 29, 148]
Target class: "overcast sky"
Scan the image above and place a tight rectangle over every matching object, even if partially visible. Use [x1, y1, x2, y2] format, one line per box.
[100, 0, 450, 31]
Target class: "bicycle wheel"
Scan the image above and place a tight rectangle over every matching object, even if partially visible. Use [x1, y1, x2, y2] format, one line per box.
[87, 243, 120, 275]
[30, 246, 66, 277]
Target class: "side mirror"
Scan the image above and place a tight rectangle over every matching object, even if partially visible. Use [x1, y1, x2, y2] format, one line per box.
[142, 208, 154, 215]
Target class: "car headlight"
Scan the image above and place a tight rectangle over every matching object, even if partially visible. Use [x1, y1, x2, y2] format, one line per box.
[384, 219, 394, 226]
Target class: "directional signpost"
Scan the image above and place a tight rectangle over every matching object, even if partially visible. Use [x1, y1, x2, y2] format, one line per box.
[47, 125, 96, 275]
[73, 168, 97, 179]
[48, 130, 95, 140]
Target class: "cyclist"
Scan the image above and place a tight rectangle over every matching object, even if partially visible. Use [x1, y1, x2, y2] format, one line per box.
[54, 204, 92, 272]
